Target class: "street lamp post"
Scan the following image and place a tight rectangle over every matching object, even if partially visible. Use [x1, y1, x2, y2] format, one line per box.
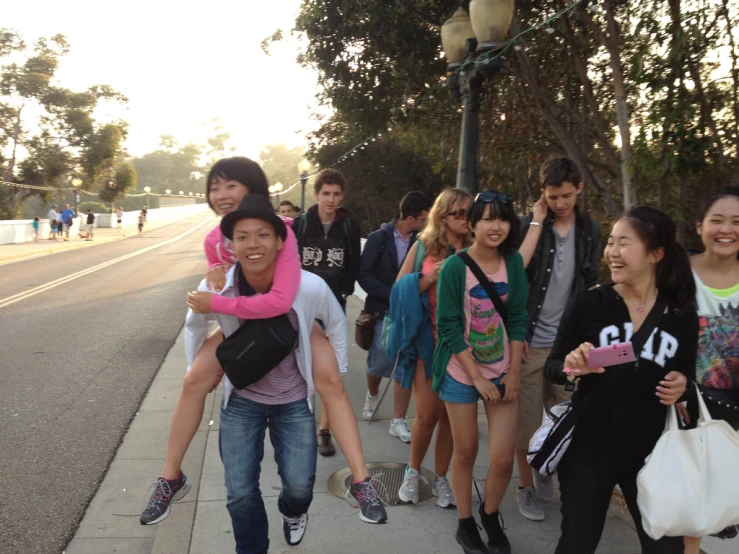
[70, 177, 82, 215]
[441, 1, 514, 193]
[298, 159, 311, 212]
[144, 186, 151, 209]
[273, 182, 283, 204]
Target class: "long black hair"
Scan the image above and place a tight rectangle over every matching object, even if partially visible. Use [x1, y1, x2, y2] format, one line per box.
[205, 157, 270, 210]
[624, 206, 696, 313]
[467, 190, 521, 257]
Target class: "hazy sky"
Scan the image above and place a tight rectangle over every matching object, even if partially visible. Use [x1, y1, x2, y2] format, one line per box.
[4, 0, 324, 159]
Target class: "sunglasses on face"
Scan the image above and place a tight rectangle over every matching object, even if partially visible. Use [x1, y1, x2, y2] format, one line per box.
[445, 210, 468, 221]
[474, 191, 512, 205]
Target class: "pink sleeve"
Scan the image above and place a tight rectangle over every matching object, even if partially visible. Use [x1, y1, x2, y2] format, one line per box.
[204, 226, 231, 269]
[209, 223, 301, 319]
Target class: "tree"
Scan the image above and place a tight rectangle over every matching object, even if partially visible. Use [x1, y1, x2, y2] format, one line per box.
[292, 0, 738, 235]
[129, 126, 234, 197]
[0, 29, 128, 218]
[99, 163, 137, 205]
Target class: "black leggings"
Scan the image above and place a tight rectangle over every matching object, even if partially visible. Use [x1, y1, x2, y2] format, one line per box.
[555, 438, 683, 554]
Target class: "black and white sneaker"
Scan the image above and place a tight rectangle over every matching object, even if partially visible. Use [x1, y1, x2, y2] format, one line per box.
[140, 471, 191, 525]
[282, 513, 308, 546]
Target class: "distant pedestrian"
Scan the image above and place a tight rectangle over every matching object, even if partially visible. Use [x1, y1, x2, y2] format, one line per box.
[56, 211, 64, 240]
[86, 209, 95, 241]
[358, 190, 432, 442]
[138, 211, 146, 234]
[32, 217, 40, 242]
[61, 203, 75, 241]
[48, 205, 58, 240]
[278, 200, 299, 218]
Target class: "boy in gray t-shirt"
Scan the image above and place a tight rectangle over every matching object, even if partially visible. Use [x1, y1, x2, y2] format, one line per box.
[515, 157, 601, 522]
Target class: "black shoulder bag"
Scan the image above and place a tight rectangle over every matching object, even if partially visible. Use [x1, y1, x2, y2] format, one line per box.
[215, 265, 298, 389]
[458, 251, 508, 326]
[528, 293, 668, 475]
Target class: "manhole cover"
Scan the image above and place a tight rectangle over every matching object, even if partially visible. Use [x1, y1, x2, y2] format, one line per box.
[327, 462, 435, 505]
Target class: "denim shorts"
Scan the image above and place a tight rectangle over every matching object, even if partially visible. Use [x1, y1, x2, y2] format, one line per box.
[439, 372, 506, 404]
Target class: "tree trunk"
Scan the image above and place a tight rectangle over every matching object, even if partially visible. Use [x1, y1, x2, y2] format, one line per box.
[511, 20, 620, 218]
[603, 0, 635, 211]
[721, 0, 739, 157]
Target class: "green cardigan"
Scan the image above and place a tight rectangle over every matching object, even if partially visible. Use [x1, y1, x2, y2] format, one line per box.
[431, 249, 529, 392]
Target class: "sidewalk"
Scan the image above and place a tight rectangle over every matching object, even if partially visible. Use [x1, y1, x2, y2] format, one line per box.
[0, 207, 208, 265]
[66, 299, 734, 554]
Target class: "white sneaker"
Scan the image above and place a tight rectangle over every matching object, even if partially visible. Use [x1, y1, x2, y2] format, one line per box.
[389, 418, 411, 443]
[433, 476, 456, 508]
[282, 513, 308, 546]
[398, 466, 420, 504]
[362, 392, 379, 421]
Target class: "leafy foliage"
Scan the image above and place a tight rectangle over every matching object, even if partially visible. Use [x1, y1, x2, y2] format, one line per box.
[0, 29, 128, 219]
[293, 0, 739, 238]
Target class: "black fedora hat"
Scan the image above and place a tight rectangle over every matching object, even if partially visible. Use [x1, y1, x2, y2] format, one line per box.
[220, 195, 287, 241]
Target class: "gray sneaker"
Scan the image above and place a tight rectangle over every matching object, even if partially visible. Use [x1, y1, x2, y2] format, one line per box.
[516, 486, 545, 521]
[398, 466, 420, 504]
[533, 470, 555, 502]
[432, 476, 456, 508]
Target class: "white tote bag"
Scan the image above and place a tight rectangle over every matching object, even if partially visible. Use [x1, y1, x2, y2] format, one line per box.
[637, 384, 739, 539]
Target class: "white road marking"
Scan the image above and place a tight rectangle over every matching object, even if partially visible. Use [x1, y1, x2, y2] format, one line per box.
[0, 216, 215, 310]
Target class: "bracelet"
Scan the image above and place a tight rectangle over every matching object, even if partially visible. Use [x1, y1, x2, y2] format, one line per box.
[529, 221, 543, 228]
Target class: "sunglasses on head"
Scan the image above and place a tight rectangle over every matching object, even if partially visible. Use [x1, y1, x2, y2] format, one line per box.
[474, 191, 512, 205]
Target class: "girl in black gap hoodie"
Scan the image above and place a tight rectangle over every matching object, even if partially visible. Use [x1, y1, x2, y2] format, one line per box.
[545, 207, 698, 554]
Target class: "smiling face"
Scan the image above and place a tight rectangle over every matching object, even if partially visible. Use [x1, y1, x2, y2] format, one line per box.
[697, 196, 739, 259]
[605, 219, 663, 285]
[471, 203, 511, 250]
[208, 176, 250, 216]
[543, 181, 582, 220]
[232, 218, 283, 275]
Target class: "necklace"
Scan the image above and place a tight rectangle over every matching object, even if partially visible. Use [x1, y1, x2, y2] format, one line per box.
[617, 286, 656, 313]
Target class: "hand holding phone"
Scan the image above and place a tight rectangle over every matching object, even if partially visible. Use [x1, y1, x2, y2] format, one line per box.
[586, 342, 636, 369]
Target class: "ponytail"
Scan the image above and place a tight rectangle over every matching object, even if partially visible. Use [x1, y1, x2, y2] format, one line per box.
[655, 241, 696, 313]
[625, 207, 696, 314]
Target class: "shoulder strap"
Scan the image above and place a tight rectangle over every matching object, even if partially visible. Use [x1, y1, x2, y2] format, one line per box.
[412, 239, 427, 273]
[343, 218, 352, 258]
[297, 213, 308, 239]
[630, 293, 668, 362]
[458, 251, 508, 326]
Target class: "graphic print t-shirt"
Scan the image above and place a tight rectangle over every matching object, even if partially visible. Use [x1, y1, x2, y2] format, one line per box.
[694, 271, 739, 391]
[446, 261, 510, 385]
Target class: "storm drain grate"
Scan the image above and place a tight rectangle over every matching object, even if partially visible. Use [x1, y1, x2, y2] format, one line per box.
[326, 462, 435, 505]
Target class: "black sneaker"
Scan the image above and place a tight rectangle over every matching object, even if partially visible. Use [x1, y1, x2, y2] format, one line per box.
[140, 472, 191, 525]
[455, 516, 489, 554]
[345, 477, 388, 524]
[479, 505, 511, 554]
[317, 429, 336, 457]
[282, 513, 308, 546]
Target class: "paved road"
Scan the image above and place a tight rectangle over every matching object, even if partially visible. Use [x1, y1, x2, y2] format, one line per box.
[0, 213, 215, 554]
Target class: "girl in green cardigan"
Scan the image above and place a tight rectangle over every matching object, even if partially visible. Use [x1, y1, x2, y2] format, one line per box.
[432, 191, 529, 554]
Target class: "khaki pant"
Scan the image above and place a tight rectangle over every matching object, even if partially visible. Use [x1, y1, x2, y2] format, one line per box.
[516, 346, 572, 451]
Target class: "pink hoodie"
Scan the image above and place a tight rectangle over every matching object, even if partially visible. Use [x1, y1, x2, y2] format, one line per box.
[204, 216, 300, 319]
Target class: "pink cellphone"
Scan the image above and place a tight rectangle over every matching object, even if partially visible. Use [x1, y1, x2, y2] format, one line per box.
[587, 342, 636, 369]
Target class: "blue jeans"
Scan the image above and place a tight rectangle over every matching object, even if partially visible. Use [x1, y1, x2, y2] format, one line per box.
[366, 317, 402, 381]
[219, 395, 317, 554]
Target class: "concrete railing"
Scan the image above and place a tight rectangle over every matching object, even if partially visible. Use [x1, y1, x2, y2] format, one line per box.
[0, 203, 210, 245]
